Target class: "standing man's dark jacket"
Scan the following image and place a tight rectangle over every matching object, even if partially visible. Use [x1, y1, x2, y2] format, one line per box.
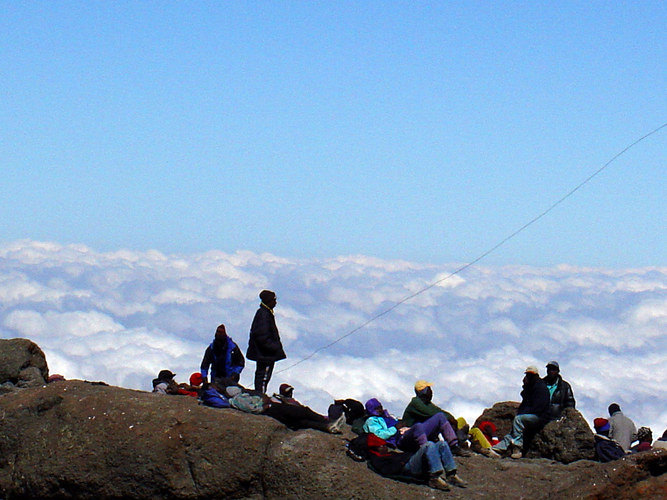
[542, 375, 576, 420]
[518, 377, 551, 424]
[247, 303, 286, 362]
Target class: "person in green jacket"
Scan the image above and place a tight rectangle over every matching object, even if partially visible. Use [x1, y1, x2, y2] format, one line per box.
[402, 380, 471, 457]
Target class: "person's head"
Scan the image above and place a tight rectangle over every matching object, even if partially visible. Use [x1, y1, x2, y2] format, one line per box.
[365, 398, 383, 416]
[215, 324, 227, 341]
[637, 427, 652, 444]
[523, 365, 540, 384]
[414, 380, 433, 403]
[279, 383, 294, 398]
[158, 369, 176, 382]
[478, 421, 497, 439]
[608, 403, 621, 416]
[189, 372, 204, 387]
[545, 361, 560, 382]
[260, 289, 277, 308]
[594, 417, 610, 435]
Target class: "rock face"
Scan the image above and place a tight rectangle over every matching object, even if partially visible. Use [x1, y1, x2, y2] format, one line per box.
[0, 339, 665, 499]
[0, 338, 48, 391]
[474, 402, 595, 463]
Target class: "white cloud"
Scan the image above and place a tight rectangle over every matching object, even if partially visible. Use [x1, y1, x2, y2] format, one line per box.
[0, 240, 665, 435]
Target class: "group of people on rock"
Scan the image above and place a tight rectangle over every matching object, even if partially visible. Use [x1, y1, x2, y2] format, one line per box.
[150, 289, 665, 492]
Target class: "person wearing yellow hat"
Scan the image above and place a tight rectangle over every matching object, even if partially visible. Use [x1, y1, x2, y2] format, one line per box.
[490, 366, 551, 459]
[402, 380, 471, 457]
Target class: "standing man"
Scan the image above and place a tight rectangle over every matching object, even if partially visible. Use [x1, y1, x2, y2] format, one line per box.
[542, 361, 576, 420]
[608, 403, 637, 452]
[246, 290, 286, 393]
[491, 366, 551, 459]
[200, 324, 245, 388]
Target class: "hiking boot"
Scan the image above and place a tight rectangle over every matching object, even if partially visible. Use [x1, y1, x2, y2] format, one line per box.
[446, 473, 468, 488]
[428, 476, 451, 491]
[451, 445, 472, 457]
[327, 413, 345, 434]
[510, 447, 523, 459]
[480, 447, 502, 459]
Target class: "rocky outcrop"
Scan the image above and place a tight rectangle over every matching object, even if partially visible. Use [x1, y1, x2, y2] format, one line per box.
[0, 339, 665, 499]
[0, 338, 48, 392]
[528, 408, 595, 463]
[474, 402, 595, 463]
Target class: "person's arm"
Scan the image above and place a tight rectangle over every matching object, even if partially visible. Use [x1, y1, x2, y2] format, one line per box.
[200, 346, 212, 380]
[563, 381, 576, 409]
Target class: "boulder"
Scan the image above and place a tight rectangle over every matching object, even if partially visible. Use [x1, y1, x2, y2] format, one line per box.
[473, 401, 519, 438]
[473, 402, 595, 463]
[525, 408, 595, 463]
[0, 338, 48, 385]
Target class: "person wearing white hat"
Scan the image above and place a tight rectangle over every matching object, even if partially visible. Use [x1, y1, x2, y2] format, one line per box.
[491, 366, 551, 459]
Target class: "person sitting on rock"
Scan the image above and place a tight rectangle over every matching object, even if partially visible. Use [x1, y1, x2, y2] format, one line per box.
[593, 417, 625, 462]
[631, 427, 653, 453]
[200, 324, 245, 388]
[491, 366, 551, 459]
[607, 403, 637, 453]
[653, 429, 667, 450]
[401, 380, 471, 456]
[151, 370, 180, 395]
[542, 361, 576, 420]
[469, 420, 501, 458]
[363, 398, 467, 489]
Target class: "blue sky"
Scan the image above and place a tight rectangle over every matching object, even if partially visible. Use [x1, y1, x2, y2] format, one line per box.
[2, 2, 665, 266]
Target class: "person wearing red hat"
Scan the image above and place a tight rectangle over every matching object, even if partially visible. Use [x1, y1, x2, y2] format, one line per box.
[593, 417, 625, 462]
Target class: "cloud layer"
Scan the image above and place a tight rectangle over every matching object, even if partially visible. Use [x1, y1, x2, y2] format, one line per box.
[1, 240, 665, 434]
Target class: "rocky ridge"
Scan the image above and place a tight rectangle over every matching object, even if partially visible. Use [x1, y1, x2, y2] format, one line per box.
[0, 338, 665, 499]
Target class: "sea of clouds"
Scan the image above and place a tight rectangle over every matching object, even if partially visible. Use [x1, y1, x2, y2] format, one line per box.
[1, 240, 665, 435]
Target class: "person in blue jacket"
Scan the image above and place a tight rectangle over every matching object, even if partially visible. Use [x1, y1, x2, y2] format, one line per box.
[200, 324, 245, 387]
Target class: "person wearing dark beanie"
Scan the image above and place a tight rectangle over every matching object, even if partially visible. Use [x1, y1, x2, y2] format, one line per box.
[246, 290, 286, 393]
[607, 403, 637, 452]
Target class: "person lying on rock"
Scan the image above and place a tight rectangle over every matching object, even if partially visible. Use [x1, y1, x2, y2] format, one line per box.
[542, 360, 576, 420]
[152, 370, 181, 395]
[401, 380, 472, 456]
[491, 365, 551, 459]
[221, 385, 345, 433]
[593, 417, 625, 462]
[363, 398, 467, 489]
[152, 370, 201, 396]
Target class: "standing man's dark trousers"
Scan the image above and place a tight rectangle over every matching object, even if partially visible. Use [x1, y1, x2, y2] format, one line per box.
[254, 361, 275, 394]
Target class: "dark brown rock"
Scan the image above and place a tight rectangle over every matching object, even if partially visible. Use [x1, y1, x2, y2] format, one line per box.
[473, 400, 520, 438]
[526, 408, 596, 463]
[0, 338, 48, 385]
